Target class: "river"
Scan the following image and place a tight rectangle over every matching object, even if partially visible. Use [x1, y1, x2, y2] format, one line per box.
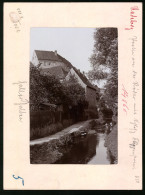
[55, 131, 115, 164]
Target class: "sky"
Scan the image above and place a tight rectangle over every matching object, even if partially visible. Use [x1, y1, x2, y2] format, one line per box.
[30, 28, 95, 72]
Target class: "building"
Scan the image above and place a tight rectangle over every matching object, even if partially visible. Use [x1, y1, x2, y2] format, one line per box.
[66, 67, 97, 108]
[31, 50, 71, 81]
[30, 61, 34, 68]
[31, 50, 97, 108]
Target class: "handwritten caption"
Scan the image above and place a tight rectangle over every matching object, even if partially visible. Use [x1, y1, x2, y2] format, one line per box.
[13, 81, 28, 122]
[9, 8, 23, 32]
[129, 36, 140, 183]
[125, 6, 139, 30]
[122, 84, 129, 115]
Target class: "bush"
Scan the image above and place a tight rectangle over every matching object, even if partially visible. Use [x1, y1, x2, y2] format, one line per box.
[89, 120, 97, 129]
[30, 122, 63, 140]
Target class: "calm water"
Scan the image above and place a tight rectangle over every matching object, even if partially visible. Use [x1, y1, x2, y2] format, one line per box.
[55, 131, 115, 164]
[88, 133, 111, 164]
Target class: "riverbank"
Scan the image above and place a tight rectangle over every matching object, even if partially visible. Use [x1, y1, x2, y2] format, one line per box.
[30, 119, 118, 164]
[104, 123, 118, 163]
[30, 120, 92, 164]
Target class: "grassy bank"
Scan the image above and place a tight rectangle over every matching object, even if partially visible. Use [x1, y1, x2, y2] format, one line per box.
[30, 120, 91, 164]
[30, 119, 75, 140]
[105, 123, 118, 163]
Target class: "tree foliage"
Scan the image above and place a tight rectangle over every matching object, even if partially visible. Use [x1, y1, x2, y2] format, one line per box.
[62, 74, 87, 106]
[30, 67, 48, 110]
[104, 37, 118, 113]
[87, 69, 108, 80]
[90, 28, 118, 67]
[89, 28, 118, 117]
[30, 67, 88, 111]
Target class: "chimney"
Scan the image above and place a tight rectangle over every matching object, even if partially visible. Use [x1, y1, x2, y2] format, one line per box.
[54, 50, 57, 56]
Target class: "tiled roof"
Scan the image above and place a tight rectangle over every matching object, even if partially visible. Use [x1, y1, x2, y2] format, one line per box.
[72, 67, 96, 90]
[57, 54, 73, 69]
[35, 50, 63, 62]
[34, 50, 96, 90]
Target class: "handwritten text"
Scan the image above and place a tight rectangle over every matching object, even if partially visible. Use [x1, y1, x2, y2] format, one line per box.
[13, 81, 28, 122]
[122, 84, 129, 115]
[125, 6, 139, 30]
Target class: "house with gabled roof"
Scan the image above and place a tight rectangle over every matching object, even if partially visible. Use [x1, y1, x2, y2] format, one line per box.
[31, 50, 71, 81]
[31, 50, 97, 108]
[65, 67, 97, 108]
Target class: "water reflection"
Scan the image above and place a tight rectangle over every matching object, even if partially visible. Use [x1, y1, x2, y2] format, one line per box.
[55, 134, 98, 164]
[55, 132, 115, 164]
[88, 133, 111, 164]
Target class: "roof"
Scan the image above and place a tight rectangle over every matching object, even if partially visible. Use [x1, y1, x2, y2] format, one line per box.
[72, 67, 96, 90]
[34, 50, 96, 90]
[57, 54, 73, 69]
[40, 66, 68, 79]
[34, 50, 74, 68]
[35, 50, 63, 62]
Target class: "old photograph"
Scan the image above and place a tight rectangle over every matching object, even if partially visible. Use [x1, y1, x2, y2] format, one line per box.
[30, 28, 118, 164]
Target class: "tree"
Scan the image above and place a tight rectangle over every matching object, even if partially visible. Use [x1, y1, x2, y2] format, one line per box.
[89, 28, 118, 119]
[30, 66, 48, 110]
[87, 68, 108, 80]
[30, 67, 70, 110]
[30, 67, 88, 111]
[90, 28, 118, 67]
[103, 37, 118, 116]
[43, 74, 69, 105]
[62, 74, 88, 121]
[62, 74, 87, 106]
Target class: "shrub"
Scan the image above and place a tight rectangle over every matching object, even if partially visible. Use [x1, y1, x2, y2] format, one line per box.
[89, 120, 97, 129]
[58, 134, 72, 146]
[30, 122, 63, 140]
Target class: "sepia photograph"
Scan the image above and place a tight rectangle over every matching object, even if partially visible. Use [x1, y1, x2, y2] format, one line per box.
[30, 27, 118, 164]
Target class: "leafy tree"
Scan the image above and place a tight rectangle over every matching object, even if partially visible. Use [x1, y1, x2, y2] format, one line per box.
[87, 68, 108, 80]
[89, 28, 118, 119]
[30, 66, 69, 110]
[43, 74, 70, 105]
[30, 66, 48, 110]
[30, 67, 88, 111]
[62, 74, 87, 106]
[90, 28, 118, 67]
[103, 37, 118, 116]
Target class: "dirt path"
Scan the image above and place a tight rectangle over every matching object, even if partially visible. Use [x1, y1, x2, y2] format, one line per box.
[30, 120, 91, 146]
